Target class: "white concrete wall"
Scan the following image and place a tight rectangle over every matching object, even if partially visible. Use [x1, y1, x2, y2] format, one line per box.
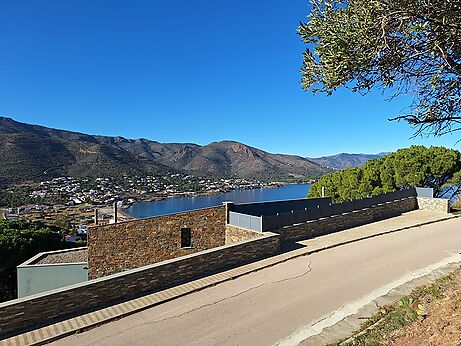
[17, 263, 88, 298]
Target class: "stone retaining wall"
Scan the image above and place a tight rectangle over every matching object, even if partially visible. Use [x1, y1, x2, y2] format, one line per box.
[225, 225, 262, 244]
[417, 197, 450, 213]
[88, 206, 226, 279]
[0, 195, 429, 338]
[0, 232, 280, 339]
[277, 197, 417, 242]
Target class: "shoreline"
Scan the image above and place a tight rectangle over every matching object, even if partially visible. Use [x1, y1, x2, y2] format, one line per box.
[123, 182, 311, 219]
[122, 182, 294, 208]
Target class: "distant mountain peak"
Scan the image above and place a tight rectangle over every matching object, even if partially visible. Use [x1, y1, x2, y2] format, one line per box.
[0, 116, 332, 184]
[309, 152, 388, 170]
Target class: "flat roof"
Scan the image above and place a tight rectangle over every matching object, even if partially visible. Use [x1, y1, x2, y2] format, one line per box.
[20, 247, 88, 266]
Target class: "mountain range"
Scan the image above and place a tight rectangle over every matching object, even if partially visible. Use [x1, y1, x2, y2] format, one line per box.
[0, 117, 341, 185]
[0, 117, 385, 185]
[309, 152, 388, 170]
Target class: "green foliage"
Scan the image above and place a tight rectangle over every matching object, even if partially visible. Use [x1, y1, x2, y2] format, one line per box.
[0, 221, 70, 275]
[308, 146, 461, 201]
[0, 220, 73, 301]
[299, 0, 461, 137]
[0, 186, 37, 208]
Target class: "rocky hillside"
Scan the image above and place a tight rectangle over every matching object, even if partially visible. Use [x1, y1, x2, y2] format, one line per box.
[0, 117, 331, 184]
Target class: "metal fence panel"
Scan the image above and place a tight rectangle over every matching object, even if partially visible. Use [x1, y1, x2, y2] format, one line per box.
[233, 197, 332, 216]
[330, 203, 343, 216]
[293, 210, 307, 224]
[278, 212, 292, 227]
[368, 195, 379, 205]
[229, 211, 239, 225]
[250, 215, 262, 232]
[308, 207, 320, 220]
[341, 200, 354, 213]
[372, 194, 386, 205]
[228, 211, 262, 232]
[415, 187, 433, 198]
[352, 198, 365, 210]
[262, 215, 279, 231]
[408, 187, 418, 197]
[239, 213, 251, 229]
[389, 190, 399, 201]
[318, 205, 332, 218]
[235, 188, 417, 231]
[362, 197, 374, 209]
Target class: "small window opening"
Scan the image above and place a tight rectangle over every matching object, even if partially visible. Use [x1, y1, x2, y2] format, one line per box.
[181, 227, 192, 248]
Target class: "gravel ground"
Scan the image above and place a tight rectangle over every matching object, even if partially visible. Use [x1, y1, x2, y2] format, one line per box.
[34, 249, 88, 264]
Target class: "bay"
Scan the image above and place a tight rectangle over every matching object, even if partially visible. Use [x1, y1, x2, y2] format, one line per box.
[125, 183, 311, 218]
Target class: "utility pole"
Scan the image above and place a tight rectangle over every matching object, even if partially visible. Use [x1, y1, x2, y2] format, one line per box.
[321, 186, 325, 197]
[113, 202, 118, 224]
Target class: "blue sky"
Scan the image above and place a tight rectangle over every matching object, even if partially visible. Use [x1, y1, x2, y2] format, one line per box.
[0, 0, 459, 157]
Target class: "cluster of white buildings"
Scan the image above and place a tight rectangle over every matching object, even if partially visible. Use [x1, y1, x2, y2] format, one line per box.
[24, 175, 276, 206]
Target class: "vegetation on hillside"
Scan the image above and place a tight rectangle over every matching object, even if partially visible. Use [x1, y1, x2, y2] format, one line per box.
[0, 221, 72, 302]
[341, 272, 458, 346]
[299, 0, 461, 137]
[308, 146, 461, 202]
[0, 117, 331, 184]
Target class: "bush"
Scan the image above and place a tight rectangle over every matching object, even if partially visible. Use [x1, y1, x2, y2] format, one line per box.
[0, 220, 71, 301]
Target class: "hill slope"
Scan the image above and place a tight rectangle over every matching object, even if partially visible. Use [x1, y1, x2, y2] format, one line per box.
[0, 117, 331, 184]
[309, 153, 388, 170]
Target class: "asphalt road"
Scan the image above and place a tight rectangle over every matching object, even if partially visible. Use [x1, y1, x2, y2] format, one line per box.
[52, 217, 461, 346]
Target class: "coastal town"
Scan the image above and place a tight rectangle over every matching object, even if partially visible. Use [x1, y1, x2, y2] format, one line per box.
[0, 173, 294, 239]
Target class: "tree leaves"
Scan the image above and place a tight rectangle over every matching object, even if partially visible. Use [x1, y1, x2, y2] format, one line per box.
[299, 0, 461, 137]
[0, 221, 69, 275]
[308, 146, 461, 201]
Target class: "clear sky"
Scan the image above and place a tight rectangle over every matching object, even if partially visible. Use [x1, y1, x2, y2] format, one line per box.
[0, 0, 459, 157]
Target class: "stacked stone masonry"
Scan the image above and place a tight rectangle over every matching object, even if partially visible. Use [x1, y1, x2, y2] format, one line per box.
[0, 233, 280, 339]
[88, 206, 227, 279]
[417, 197, 450, 213]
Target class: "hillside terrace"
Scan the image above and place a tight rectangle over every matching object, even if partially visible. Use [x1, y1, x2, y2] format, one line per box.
[2, 187, 451, 339]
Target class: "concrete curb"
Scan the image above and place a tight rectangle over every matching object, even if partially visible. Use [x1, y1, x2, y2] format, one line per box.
[1, 214, 458, 346]
[301, 260, 461, 346]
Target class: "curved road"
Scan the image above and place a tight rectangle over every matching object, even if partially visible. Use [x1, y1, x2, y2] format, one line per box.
[52, 217, 461, 346]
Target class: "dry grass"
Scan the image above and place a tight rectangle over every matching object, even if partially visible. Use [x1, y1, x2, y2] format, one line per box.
[340, 268, 461, 346]
[452, 196, 461, 213]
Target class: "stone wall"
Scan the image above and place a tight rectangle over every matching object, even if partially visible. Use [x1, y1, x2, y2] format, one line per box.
[417, 197, 450, 213]
[225, 224, 262, 244]
[0, 232, 280, 339]
[277, 197, 417, 242]
[88, 206, 226, 279]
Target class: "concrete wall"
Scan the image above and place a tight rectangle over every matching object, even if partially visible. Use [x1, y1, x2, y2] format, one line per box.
[17, 263, 87, 298]
[88, 205, 226, 279]
[277, 197, 417, 242]
[17, 248, 88, 298]
[417, 197, 450, 213]
[225, 224, 262, 244]
[0, 232, 280, 339]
